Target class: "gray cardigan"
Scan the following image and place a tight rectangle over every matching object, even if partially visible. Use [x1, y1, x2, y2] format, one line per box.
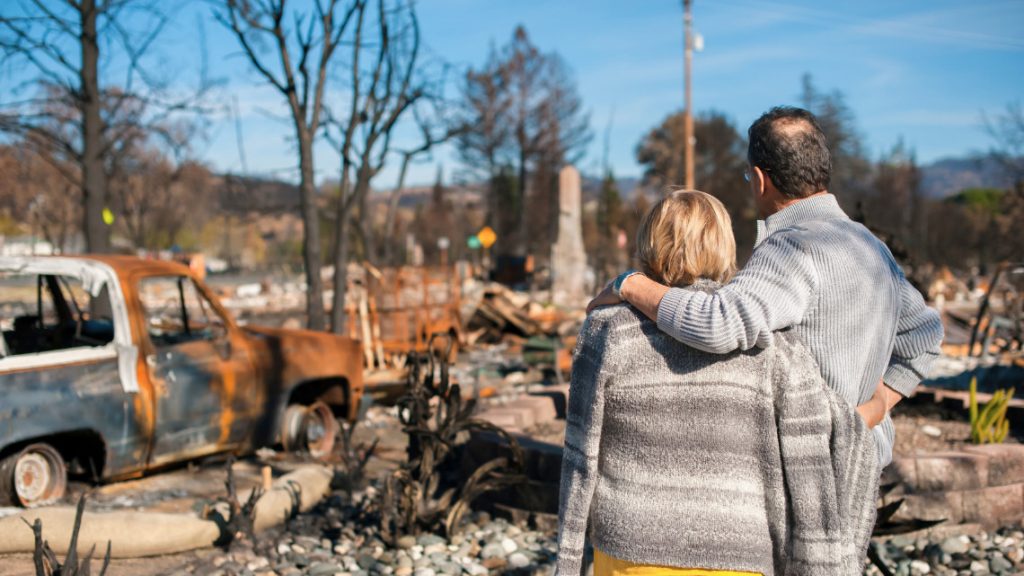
[557, 297, 879, 576]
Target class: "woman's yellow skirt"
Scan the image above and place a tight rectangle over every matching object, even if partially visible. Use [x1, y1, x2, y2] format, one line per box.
[594, 548, 761, 576]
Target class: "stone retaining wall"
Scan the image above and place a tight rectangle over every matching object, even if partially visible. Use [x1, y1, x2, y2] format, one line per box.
[885, 444, 1024, 529]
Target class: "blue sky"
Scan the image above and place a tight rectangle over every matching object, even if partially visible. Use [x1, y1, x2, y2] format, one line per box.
[13, 0, 1024, 187]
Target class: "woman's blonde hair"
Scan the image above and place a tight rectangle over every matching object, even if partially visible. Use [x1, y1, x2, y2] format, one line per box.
[635, 189, 737, 287]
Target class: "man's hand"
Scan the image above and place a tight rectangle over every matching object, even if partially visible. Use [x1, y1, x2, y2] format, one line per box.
[856, 378, 904, 428]
[856, 394, 886, 429]
[586, 281, 621, 314]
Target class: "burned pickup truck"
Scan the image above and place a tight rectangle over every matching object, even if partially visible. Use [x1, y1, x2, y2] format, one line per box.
[0, 255, 363, 507]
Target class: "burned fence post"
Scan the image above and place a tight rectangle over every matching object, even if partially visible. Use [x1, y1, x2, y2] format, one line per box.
[21, 494, 112, 576]
[211, 456, 264, 552]
[381, 334, 525, 545]
[334, 420, 379, 498]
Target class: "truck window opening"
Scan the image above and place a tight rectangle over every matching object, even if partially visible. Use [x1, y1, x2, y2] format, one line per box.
[0, 272, 116, 356]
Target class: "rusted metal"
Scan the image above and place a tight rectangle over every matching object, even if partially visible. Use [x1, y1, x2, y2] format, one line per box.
[379, 334, 525, 544]
[351, 264, 463, 371]
[0, 443, 67, 507]
[280, 401, 340, 459]
[0, 255, 364, 500]
[968, 262, 1024, 361]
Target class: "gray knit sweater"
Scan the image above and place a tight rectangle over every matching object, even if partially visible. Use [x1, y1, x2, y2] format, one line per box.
[557, 297, 879, 576]
[655, 194, 944, 468]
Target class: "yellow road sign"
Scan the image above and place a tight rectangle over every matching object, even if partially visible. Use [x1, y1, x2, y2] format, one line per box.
[477, 226, 497, 249]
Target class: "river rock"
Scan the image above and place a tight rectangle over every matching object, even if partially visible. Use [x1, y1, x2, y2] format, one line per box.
[940, 537, 970, 555]
[418, 534, 446, 547]
[988, 555, 1012, 573]
[909, 559, 931, 574]
[500, 538, 518, 554]
[481, 542, 506, 559]
[308, 563, 345, 576]
[508, 552, 530, 569]
[968, 559, 988, 573]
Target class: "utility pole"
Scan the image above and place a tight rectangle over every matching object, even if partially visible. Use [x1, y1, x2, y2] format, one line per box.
[683, 0, 695, 189]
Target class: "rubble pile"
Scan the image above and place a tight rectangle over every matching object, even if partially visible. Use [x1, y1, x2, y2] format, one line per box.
[463, 283, 584, 343]
[344, 264, 463, 371]
[463, 284, 544, 344]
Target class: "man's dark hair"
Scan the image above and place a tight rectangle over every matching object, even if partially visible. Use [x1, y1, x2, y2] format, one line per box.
[747, 106, 831, 199]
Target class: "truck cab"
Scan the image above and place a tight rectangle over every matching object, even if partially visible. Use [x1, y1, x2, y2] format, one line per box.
[0, 255, 363, 507]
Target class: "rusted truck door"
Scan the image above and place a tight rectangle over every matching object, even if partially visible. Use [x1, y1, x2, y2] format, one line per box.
[138, 276, 243, 465]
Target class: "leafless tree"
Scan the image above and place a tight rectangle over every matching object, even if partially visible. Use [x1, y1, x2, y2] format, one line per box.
[381, 96, 465, 266]
[457, 26, 591, 258]
[0, 0, 208, 253]
[111, 145, 215, 251]
[985, 101, 1024, 186]
[323, 0, 427, 334]
[456, 46, 511, 184]
[219, 0, 360, 331]
[984, 101, 1024, 262]
[0, 142, 79, 252]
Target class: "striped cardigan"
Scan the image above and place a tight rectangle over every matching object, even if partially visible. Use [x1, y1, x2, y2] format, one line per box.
[557, 296, 879, 576]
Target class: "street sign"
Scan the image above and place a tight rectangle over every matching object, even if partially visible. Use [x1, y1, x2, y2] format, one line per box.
[477, 226, 497, 249]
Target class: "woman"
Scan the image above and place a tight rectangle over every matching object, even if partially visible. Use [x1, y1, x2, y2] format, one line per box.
[557, 190, 878, 576]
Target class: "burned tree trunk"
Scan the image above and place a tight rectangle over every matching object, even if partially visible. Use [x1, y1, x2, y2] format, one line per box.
[219, 0, 359, 331]
[331, 170, 353, 334]
[79, 0, 110, 253]
[297, 129, 326, 331]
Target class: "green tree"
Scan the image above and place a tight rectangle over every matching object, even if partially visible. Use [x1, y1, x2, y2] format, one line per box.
[799, 74, 872, 209]
[635, 110, 756, 260]
[593, 172, 624, 285]
[949, 188, 1005, 214]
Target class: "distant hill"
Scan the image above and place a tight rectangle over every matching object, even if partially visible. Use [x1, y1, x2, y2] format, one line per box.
[919, 155, 1016, 199]
[217, 175, 301, 213]
[216, 156, 1015, 214]
[580, 175, 643, 201]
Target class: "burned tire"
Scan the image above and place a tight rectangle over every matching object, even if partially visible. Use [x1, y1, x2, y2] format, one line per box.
[281, 401, 339, 460]
[0, 443, 67, 507]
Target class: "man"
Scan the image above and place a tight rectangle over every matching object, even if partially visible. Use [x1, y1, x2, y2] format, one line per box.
[589, 106, 944, 468]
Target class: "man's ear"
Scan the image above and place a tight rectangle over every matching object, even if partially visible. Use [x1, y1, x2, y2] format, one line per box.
[753, 166, 768, 195]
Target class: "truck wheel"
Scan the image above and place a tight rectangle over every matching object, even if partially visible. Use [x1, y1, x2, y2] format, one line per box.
[281, 401, 338, 460]
[0, 443, 67, 507]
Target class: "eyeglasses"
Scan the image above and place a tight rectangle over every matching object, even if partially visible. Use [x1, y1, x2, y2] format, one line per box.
[744, 166, 768, 182]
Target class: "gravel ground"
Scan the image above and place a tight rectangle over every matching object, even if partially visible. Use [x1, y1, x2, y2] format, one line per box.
[867, 527, 1024, 575]
[169, 489, 558, 576]
[163, 488, 1024, 576]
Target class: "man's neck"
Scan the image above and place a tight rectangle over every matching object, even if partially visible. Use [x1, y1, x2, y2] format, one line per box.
[760, 190, 830, 219]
